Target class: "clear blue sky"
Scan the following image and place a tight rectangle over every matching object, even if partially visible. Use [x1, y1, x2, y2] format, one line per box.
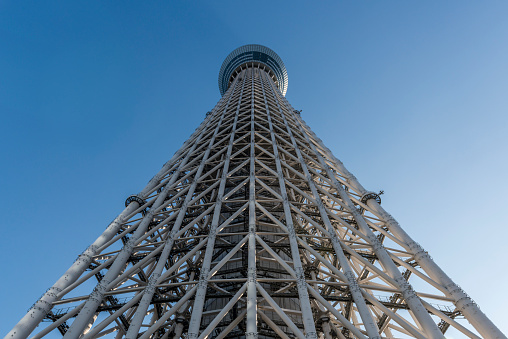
[1, 1, 507, 337]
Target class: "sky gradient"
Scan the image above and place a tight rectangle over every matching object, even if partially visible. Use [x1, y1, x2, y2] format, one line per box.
[1, 2, 507, 337]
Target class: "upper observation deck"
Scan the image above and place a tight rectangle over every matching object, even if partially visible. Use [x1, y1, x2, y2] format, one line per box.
[218, 44, 288, 96]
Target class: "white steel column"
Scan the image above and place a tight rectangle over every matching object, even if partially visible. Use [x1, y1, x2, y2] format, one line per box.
[246, 68, 258, 339]
[365, 198, 506, 339]
[291, 103, 506, 339]
[259, 71, 317, 339]
[367, 200, 506, 339]
[125, 77, 243, 338]
[263, 73, 382, 339]
[187, 74, 246, 338]
[6, 108, 218, 339]
[62, 85, 233, 338]
[274, 95, 444, 338]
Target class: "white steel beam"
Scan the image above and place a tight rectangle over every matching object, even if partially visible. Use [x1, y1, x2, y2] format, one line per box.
[289, 97, 505, 339]
[264, 73, 382, 339]
[187, 75, 245, 339]
[246, 69, 258, 339]
[260, 69, 318, 339]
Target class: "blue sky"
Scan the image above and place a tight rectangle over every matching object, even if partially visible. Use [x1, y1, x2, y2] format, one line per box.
[1, 1, 507, 337]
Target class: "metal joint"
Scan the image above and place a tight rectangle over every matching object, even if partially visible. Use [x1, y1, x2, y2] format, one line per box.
[197, 228, 209, 236]
[395, 276, 417, 300]
[148, 220, 159, 230]
[188, 266, 200, 274]
[360, 191, 381, 205]
[304, 265, 319, 275]
[75, 244, 99, 263]
[456, 295, 477, 308]
[149, 174, 162, 185]
[175, 317, 189, 328]
[125, 195, 146, 208]
[27, 292, 53, 313]
[320, 316, 330, 323]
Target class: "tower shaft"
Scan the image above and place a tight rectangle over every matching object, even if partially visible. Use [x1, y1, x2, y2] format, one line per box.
[7, 45, 505, 339]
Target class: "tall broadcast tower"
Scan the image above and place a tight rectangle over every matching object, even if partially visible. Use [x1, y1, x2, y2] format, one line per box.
[7, 45, 505, 339]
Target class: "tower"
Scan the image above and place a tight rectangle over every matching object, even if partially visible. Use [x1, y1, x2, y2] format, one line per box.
[7, 44, 505, 339]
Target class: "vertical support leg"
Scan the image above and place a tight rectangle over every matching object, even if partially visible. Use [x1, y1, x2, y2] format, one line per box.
[187, 75, 246, 338]
[259, 71, 317, 339]
[264, 73, 380, 338]
[6, 100, 221, 339]
[125, 78, 242, 339]
[290, 100, 506, 339]
[246, 68, 258, 339]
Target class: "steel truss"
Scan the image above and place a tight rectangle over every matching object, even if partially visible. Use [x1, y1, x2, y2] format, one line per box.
[7, 52, 505, 339]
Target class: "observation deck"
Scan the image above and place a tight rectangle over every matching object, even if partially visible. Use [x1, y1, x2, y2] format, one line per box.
[218, 44, 288, 96]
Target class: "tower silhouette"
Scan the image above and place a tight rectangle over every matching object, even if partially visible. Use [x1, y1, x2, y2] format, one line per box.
[7, 44, 505, 339]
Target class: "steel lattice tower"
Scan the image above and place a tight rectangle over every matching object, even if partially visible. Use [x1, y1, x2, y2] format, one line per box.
[7, 44, 505, 339]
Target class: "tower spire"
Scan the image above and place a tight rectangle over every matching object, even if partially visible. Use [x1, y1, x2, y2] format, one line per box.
[7, 44, 505, 339]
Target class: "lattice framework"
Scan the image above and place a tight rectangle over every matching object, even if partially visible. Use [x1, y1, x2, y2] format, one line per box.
[7, 49, 505, 339]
